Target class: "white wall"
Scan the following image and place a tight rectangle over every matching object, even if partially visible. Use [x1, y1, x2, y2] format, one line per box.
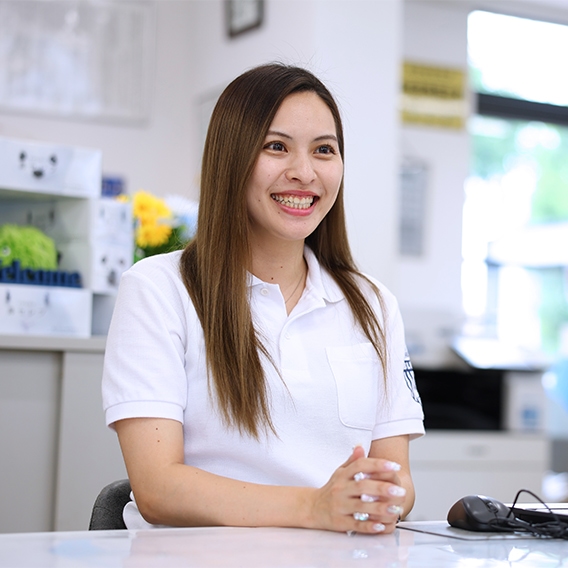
[397, 0, 470, 366]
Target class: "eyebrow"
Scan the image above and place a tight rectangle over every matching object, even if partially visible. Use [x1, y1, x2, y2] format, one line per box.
[266, 130, 338, 142]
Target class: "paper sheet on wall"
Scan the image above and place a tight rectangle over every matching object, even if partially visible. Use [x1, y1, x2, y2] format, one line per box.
[0, 0, 155, 123]
[399, 158, 428, 257]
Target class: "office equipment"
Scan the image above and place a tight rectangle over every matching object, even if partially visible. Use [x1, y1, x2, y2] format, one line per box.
[447, 494, 512, 531]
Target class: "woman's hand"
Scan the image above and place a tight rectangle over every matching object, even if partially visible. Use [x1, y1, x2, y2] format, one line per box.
[309, 439, 412, 534]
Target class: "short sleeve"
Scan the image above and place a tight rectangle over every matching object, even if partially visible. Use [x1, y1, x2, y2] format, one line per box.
[370, 284, 425, 441]
[102, 256, 189, 428]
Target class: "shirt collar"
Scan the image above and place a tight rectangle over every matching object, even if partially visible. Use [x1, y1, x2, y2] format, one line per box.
[247, 246, 345, 304]
[303, 246, 344, 304]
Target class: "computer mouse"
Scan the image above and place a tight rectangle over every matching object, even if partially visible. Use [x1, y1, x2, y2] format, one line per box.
[447, 495, 512, 531]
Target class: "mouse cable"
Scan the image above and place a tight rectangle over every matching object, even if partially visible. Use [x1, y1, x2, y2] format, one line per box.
[489, 489, 568, 540]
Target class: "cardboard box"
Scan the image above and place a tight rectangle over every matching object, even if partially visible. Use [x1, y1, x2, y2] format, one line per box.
[0, 283, 92, 337]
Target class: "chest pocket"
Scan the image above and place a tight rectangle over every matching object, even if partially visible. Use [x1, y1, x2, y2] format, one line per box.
[326, 343, 380, 430]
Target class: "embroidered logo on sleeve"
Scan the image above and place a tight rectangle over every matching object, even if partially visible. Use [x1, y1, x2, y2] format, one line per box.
[403, 350, 422, 404]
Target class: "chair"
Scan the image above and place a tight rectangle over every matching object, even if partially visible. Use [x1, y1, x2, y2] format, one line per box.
[89, 479, 132, 530]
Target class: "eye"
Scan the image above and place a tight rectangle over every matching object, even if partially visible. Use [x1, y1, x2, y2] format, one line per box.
[315, 144, 336, 155]
[264, 141, 286, 152]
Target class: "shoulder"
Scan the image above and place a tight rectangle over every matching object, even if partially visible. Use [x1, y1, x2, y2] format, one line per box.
[304, 247, 400, 315]
[116, 250, 189, 312]
[356, 271, 398, 310]
[108, 250, 197, 340]
[126, 250, 183, 278]
[122, 250, 184, 288]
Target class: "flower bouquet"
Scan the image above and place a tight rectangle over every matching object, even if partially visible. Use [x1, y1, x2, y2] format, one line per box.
[128, 191, 198, 263]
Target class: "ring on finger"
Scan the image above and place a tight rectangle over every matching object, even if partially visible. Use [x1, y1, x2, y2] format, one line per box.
[361, 493, 379, 503]
[353, 472, 370, 482]
[353, 512, 370, 522]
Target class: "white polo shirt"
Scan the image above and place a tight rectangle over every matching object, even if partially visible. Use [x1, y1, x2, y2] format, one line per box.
[102, 247, 424, 528]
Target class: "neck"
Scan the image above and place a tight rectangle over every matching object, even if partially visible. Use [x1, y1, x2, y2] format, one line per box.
[250, 240, 306, 288]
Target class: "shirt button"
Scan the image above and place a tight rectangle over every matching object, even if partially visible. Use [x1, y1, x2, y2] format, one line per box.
[260, 288, 269, 296]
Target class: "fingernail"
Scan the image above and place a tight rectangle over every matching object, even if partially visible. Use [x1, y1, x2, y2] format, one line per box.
[372, 523, 386, 532]
[388, 486, 406, 497]
[387, 505, 404, 515]
[384, 461, 401, 471]
[361, 493, 378, 503]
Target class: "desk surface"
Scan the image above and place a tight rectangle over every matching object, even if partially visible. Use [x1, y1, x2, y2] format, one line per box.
[1, 522, 566, 568]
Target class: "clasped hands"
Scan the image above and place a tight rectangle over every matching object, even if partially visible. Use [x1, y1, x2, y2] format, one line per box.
[311, 445, 406, 534]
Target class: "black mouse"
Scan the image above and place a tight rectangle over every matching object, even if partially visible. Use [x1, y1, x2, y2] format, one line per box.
[447, 495, 513, 531]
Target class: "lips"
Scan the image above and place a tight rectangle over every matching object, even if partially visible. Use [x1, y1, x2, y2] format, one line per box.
[271, 194, 316, 209]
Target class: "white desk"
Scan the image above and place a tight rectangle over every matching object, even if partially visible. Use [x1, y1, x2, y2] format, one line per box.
[0, 523, 566, 568]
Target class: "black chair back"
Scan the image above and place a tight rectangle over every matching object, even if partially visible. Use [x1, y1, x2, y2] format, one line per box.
[89, 479, 132, 530]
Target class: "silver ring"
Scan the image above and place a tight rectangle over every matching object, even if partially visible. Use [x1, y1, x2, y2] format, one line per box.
[353, 512, 370, 522]
[360, 493, 379, 503]
[353, 472, 369, 482]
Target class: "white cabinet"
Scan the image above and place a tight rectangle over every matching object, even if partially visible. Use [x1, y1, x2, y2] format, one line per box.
[55, 349, 127, 531]
[0, 336, 126, 533]
[0, 348, 60, 533]
[408, 431, 550, 521]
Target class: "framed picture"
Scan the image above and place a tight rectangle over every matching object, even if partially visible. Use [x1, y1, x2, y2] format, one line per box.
[226, 0, 264, 38]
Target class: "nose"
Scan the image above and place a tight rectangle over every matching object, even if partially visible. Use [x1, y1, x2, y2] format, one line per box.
[285, 152, 316, 185]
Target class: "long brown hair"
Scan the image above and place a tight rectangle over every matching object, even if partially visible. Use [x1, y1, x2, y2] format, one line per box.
[180, 63, 386, 438]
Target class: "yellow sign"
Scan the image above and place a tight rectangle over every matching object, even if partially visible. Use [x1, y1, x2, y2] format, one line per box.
[401, 62, 467, 129]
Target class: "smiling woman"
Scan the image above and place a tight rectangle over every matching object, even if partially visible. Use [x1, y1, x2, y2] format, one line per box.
[246, 91, 344, 271]
[102, 63, 424, 535]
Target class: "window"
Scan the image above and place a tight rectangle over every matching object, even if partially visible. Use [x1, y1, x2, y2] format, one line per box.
[465, 11, 568, 355]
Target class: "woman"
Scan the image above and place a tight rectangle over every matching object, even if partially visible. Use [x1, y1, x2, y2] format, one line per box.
[102, 63, 424, 534]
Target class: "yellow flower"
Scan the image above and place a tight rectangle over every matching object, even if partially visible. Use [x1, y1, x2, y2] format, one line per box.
[133, 191, 172, 224]
[136, 221, 173, 248]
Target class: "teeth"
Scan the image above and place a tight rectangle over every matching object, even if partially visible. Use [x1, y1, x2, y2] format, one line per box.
[271, 194, 314, 209]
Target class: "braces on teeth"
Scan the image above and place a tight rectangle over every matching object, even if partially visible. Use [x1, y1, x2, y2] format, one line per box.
[272, 195, 314, 209]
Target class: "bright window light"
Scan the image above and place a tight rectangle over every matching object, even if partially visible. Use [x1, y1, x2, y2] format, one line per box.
[468, 10, 568, 106]
[464, 11, 568, 354]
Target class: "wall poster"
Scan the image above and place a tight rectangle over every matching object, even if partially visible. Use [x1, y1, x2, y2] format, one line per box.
[401, 61, 467, 129]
